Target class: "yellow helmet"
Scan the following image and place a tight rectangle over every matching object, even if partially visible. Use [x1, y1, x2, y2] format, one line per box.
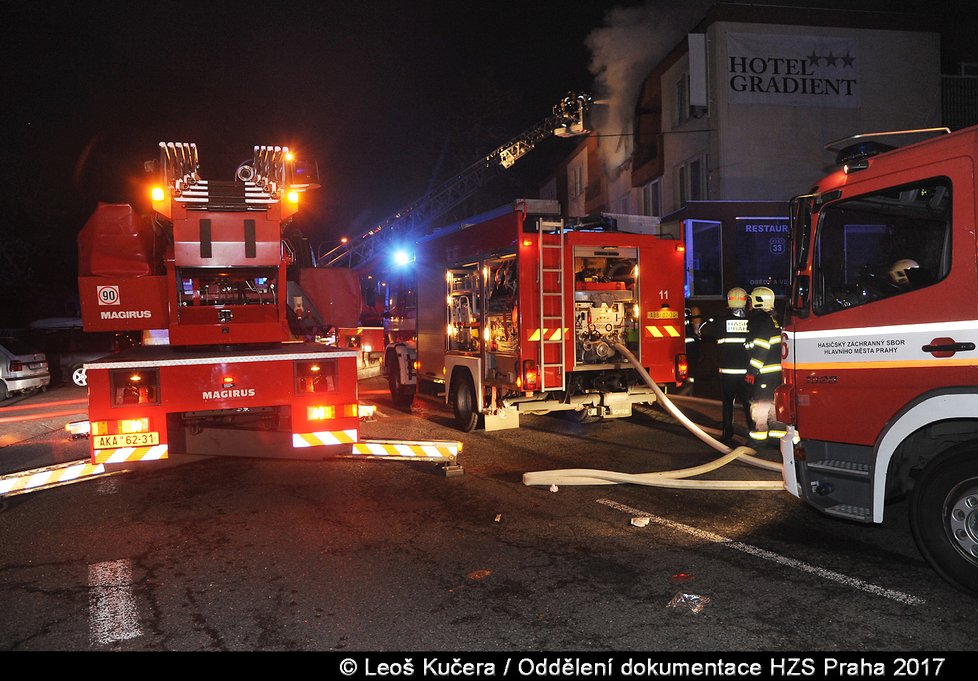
[889, 259, 919, 286]
[726, 287, 748, 310]
[749, 286, 776, 311]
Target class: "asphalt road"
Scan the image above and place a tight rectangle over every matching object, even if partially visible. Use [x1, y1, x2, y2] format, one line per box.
[1, 379, 976, 659]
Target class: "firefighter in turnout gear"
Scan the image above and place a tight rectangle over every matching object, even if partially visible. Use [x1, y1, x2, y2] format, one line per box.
[699, 287, 751, 444]
[745, 286, 785, 443]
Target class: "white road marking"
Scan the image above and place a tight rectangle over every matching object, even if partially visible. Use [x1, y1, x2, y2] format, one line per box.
[597, 498, 924, 606]
[89, 559, 143, 645]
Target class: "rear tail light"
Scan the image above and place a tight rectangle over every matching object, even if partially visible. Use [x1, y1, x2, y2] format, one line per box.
[90, 418, 150, 435]
[307, 405, 336, 421]
[307, 404, 359, 421]
[675, 353, 689, 382]
[118, 418, 150, 434]
[9, 360, 23, 372]
[522, 359, 539, 392]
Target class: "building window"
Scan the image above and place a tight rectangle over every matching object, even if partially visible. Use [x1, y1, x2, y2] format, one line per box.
[643, 179, 661, 217]
[570, 164, 585, 199]
[675, 74, 690, 125]
[684, 219, 723, 298]
[676, 156, 706, 207]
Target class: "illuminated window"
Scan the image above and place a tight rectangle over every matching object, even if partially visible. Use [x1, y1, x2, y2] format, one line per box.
[684, 220, 722, 298]
[295, 360, 337, 393]
[110, 369, 160, 406]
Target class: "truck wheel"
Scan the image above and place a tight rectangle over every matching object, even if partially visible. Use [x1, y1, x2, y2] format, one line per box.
[910, 450, 978, 596]
[450, 373, 478, 432]
[387, 357, 414, 408]
[71, 365, 88, 387]
[0, 381, 7, 401]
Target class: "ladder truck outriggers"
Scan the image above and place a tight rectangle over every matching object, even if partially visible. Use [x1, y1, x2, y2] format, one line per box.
[384, 200, 689, 431]
[778, 125, 978, 595]
[76, 143, 460, 471]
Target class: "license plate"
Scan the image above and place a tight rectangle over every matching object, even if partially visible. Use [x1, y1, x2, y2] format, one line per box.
[94, 432, 160, 449]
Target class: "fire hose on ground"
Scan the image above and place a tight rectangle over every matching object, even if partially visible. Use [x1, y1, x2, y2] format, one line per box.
[522, 342, 785, 490]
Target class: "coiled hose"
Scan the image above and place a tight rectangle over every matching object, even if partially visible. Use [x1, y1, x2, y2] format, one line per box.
[522, 342, 785, 490]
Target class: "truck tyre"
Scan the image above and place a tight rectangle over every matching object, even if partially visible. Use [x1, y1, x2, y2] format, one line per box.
[910, 449, 978, 596]
[387, 356, 414, 408]
[450, 372, 478, 432]
[0, 381, 7, 402]
[71, 365, 88, 388]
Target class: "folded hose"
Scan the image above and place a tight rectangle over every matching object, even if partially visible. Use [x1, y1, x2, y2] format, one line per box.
[522, 342, 784, 490]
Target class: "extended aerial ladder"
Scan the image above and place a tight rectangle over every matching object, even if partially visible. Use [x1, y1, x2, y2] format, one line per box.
[321, 92, 592, 270]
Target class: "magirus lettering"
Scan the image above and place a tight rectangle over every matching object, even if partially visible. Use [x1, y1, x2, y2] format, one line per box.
[202, 389, 256, 399]
[100, 310, 153, 319]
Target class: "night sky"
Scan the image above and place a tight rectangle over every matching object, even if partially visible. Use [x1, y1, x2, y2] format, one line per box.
[1, 1, 975, 326]
[4, 1, 637, 235]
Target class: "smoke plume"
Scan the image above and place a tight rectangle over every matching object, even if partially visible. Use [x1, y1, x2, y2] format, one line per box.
[587, 0, 715, 173]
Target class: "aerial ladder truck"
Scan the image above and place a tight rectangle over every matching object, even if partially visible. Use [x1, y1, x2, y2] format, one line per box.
[75, 142, 460, 471]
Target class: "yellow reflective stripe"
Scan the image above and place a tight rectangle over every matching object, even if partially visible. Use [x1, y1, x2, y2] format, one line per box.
[646, 325, 681, 338]
[352, 442, 458, 461]
[719, 368, 747, 375]
[292, 430, 359, 447]
[94, 445, 169, 465]
[0, 461, 110, 495]
[769, 336, 782, 344]
[758, 364, 782, 374]
[750, 358, 764, 369]
[755, 338, 771, 350]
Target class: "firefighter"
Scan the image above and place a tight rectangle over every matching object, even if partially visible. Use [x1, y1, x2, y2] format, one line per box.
[889, 258, 920, 288]
[699, 287, 752, 444]
[745, 286, 784, 443]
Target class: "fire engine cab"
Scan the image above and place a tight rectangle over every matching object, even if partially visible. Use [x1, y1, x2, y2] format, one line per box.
[76, 144, 367, 465]
[384, 199, 688, 431]
[779, 125, 978, 594]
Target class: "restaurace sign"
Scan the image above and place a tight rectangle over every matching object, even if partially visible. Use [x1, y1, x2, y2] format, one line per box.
[725, 32, 859, 108]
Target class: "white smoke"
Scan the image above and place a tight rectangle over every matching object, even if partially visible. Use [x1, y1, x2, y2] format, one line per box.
[587, 0, 715, 173]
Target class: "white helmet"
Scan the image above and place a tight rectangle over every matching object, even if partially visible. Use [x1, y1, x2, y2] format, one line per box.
[749, 286, 775, 312]
[726, 287, 748, 310]
[889, 259, 919, 286]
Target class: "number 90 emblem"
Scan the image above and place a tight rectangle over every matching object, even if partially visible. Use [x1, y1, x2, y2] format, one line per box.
[97, 285, 120, 306]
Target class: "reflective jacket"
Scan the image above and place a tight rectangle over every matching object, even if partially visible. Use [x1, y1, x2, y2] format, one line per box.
[700, 310, 749, 375]
[746, 310, 783, 399]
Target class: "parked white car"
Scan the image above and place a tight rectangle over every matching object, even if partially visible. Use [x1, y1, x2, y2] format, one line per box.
[0, 336, 51, 400]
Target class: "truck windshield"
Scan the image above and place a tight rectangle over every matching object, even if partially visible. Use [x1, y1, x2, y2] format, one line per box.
[811, 177, 951, 315]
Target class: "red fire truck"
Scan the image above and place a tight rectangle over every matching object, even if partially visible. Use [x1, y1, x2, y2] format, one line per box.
[778, 125, 978, 594]
[383, 199, 688, 431]
[77, 143, 459, 471]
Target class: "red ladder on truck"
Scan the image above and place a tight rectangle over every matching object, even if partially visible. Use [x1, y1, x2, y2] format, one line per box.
[537, 219, 566, 391]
